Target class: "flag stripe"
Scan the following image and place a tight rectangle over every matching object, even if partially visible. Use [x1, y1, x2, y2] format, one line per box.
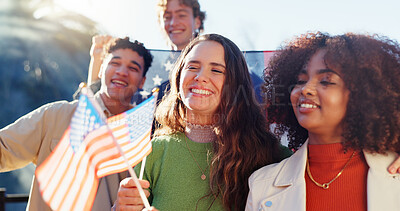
[97, 130, 150, 169]
[53, 128, 118, 210]
[36, 89, 157, 211]
[97, 131, 152, 177]
[49, 127, 114, 209]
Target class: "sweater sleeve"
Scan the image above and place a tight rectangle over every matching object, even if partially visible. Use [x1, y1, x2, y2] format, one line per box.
[0, 101, 75, 172]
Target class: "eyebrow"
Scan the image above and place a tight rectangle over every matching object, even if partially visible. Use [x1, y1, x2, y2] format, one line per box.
[111, 56, 142, 70]
[318, 68, 340, 76]
[298, 68, 340, 76]
[188, 60, 226, 69]
[164, 9, 190, 15]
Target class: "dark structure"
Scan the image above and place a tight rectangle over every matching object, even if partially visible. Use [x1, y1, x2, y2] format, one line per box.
[0, 0, 99, 209]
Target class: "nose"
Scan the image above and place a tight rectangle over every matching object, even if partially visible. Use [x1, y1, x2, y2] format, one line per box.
[115, 66, 128, 77]
[194, 68, 209, 83]
[169, 15, 178, 26]
[301, 81, 316, 96]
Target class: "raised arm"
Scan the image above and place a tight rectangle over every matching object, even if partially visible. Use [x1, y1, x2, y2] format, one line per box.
[88, 35, 112, 85]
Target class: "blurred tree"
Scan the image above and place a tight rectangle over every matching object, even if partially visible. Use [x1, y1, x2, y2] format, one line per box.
[0, 0, 100, 209]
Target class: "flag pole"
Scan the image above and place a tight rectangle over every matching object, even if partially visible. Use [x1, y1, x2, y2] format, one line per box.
[139, 87, 158, 180]
[139, 157, 146, 180]
[81, 83, 152, 210]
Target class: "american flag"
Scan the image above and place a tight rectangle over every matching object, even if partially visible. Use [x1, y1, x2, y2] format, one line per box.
[97, 92, 157, 177]
[35, 89, 157, 210]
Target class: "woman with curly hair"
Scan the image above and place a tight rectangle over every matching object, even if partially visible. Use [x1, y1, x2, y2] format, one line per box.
[114, 34, 291, 211]
[246, 32, 400, 211]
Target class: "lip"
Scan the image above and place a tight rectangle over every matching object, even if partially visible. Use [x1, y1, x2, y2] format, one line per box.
[110, 78, 128, 88]
[297, 98, 320, 113]
[189, 85, 214, 96]
[170, 29, 184, 34]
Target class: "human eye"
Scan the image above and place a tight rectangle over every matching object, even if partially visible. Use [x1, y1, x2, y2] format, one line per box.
[320, 74, 336, 86]
[179, 14, 187, 19]
[211, 69, 224, 74]
[295, 74, 307, 85]
[177, 11, 188, 19]
[163, 14, 171, 22]
[110, 61, 120, 66]
[129, 66, 139, 72]
[185, 64, 198, 71]
[320, 80, 335, 86]
[296, 79, 306, 85]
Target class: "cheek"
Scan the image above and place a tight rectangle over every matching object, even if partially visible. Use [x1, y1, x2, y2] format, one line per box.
[290, 88, 300, 107]
[179, 72, 189, 95]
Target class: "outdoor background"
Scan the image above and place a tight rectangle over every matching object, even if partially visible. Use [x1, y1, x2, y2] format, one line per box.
[0, 0, 399, 209]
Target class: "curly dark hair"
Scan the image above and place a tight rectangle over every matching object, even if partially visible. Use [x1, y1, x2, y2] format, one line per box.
[155, 34, 285, 210]
[105, 37, 153, 76]
[265, 32, 400, 154]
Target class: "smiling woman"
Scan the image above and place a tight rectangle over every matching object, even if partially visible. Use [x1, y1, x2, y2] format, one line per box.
[114, 33, 291, 211]
[246, 32, 400, 211]
[179, 40, 226, 125]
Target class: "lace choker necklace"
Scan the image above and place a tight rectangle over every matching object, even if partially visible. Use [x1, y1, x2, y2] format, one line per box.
[185, 122, 217, 143]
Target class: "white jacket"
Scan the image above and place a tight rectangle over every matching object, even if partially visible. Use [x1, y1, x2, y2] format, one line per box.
[245, 141, 400, 211]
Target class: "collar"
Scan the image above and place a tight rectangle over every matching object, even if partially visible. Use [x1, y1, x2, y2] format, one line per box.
[94, 92, 113, 118]
[274, 139, 309, 187]
[273, 139, 400, 187]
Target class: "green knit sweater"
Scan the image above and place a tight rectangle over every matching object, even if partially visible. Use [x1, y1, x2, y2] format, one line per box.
[134, 132, 293, 210]
[134, 132, 224, 210]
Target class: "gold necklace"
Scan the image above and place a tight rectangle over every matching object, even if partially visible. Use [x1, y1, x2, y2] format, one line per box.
[185, 137, 208, 180]
[306, 151, 356, 189]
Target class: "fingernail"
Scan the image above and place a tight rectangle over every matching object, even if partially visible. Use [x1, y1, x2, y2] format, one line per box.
[388, 167, 396, 174]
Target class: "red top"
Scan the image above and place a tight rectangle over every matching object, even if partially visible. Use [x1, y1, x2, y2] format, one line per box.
[306, 143, 368, 211]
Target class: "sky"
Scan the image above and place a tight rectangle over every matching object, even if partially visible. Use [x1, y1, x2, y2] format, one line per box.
[54, 0, 400, 51]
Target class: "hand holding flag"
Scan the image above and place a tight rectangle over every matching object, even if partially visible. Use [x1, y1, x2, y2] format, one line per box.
[36, 86, 158, 210]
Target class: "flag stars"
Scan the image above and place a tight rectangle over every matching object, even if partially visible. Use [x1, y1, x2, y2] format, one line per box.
[163, 60, 174, 72]
[140, 90, 151, 99]
[247, 62, 259, 73]
[152, 74, 163, 86]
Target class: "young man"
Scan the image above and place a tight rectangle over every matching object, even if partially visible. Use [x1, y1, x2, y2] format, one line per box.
[157, 0, 205, 50]
[86, 0, 206, 85]
[0, 37, 153, 210]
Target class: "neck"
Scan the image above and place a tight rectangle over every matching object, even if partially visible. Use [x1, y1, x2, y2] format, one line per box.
[308, 132, 344, 145]
[185, 122, 216, 143]
[100, 93, 131, 115]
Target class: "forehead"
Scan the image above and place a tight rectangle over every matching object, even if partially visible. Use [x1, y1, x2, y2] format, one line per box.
[303, 49, 327, 74]
[106, 48, 144, 68]
[164, 0, 193, 13]
[185, 41, 225, 64]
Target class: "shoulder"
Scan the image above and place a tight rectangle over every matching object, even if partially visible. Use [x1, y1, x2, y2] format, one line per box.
[149, 132, 185, 154]
[151, 133, 184, 146]
[249, 158, 289, 185]
[34, 100, 78, 115]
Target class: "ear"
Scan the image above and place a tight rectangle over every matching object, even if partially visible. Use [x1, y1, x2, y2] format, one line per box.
[194, 16, 201, 31]
[138, 76, 146, 89]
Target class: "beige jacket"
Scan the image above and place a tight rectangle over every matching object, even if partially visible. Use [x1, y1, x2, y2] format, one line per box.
[246, 141, 400, 211]
[0, 94, 127, 210]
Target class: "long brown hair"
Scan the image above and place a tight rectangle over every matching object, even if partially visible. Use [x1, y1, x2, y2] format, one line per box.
[155, 34, 284, 210]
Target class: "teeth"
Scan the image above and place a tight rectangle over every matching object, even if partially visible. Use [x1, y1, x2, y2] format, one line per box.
[300, 103, 317, 109]
[192, 88, 211, 95]
[112, 80, 127, 86]
[171, 30, 183, 34]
